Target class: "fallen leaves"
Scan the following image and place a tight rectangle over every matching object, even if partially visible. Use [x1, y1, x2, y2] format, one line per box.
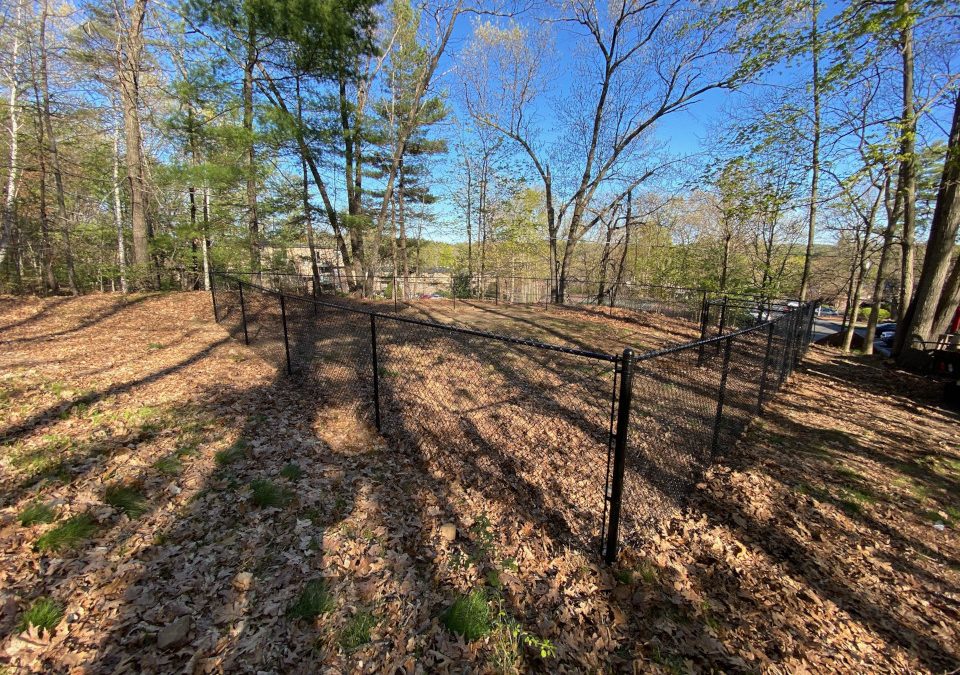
[0, 294, 957, 672]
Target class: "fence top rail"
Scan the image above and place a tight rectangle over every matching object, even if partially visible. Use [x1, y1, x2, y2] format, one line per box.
[709, 298, 796, 311]
[632, 304, 813, 364]
[216, 271, 620, 364]
[224, 268, 768, 299]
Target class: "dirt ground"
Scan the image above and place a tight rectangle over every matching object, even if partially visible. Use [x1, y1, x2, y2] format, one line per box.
[0, 292, 957, 673]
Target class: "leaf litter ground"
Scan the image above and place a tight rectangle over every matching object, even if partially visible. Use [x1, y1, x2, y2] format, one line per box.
[0, 292, 957, 673]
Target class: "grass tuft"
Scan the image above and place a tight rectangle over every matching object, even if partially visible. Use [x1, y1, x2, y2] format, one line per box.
[280, 463, 305, 481]
[17, 597, 63, 634]
[153, 455, 182, 475]
[288, 579, 334, 620]
[339, 611, 376, 651]
[442, 589, 491, 640]
[250, 479, 292, 508]
[104, 484, 149, 518]
[19, 501, 57, 526]
[35, 513, 97, 552]
[215, 440, 248, 467]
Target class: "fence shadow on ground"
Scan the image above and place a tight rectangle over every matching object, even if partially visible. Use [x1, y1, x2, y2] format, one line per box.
[209, 272, 815, 560]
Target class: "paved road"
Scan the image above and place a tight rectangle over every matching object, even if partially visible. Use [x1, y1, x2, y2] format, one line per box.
[811, 318, 891, 356]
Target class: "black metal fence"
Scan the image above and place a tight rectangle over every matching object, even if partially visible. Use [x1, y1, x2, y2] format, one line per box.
[210, 270, 816, 561]
[229, 270, 794, 330]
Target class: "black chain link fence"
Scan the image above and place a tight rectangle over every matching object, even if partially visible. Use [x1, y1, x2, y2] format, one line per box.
[210, 271, 816, 560]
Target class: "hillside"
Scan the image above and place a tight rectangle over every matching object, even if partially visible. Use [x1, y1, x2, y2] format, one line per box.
[0, 293, 957, 672]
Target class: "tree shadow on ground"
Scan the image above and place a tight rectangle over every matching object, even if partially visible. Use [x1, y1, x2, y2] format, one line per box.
[68, 288, 569, 672]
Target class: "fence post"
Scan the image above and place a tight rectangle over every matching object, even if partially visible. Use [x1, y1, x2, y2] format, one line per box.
[697, 298, 710, 366]
[787, 310, 800, 375]
[803, 303, 817, 358]
[757, 321, 775, 413]
[715, 296, 728, 355]
[781, 310, 798, 384]
[280, 294, 293, 376]
[495, 277, 499, 305]
[604, 348, 634, 565]
[238, 282, 250, 345]
[370, 313, 382, 431]
[710, 337, 733, 457]
[209, 270, 220, 323]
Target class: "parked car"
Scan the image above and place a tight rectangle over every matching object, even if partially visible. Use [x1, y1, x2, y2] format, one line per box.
[816, 306, 839, 317]
[877, 323, 897, 345]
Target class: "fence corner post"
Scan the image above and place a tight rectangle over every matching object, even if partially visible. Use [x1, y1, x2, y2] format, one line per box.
[604, 347, 634, 565]
[238, 281, 250, 345]
[280, 294, 292, 376]
[370, 313, 382, 432]
[697, 298, 710, 366]
[710, 336, 733, 457]
[209, 269, 220, 323]
[757, 321, 775, 413]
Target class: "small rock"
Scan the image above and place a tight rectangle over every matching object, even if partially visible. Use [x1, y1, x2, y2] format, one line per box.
[66, 613, 79, 623]
[933, 521, 946, 531]
[157, 616, 191, 650]
[167, 483, 182, 496]
[233, 572, 254, 591]
[440, 523, 456, 542]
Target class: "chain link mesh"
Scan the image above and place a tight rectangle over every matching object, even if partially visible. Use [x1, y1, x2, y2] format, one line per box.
[209, 271, 816, 558]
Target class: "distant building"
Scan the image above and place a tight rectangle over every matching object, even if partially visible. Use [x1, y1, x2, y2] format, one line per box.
[283, 246, 344, 276]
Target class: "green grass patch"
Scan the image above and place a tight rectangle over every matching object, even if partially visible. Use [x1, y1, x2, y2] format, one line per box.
[104, 484, 148, 518]
[280, 463, 304, 481]
[288, 579, 334, 621]
[636, 560, 659, 584]
[11, 434, 73, 476]
[442, 589, 491, 641]
[147, 342, 165, 350]
[215, 440, 249, 467]
[35, 514, 96, 552]
[153, 455, 182, 475]
[834, 464, 863, 481]
[19, 501, 56, 526]
[922, 509, 954, 527]
[17, 597, 63, 634]
[839, 486, 878, 506]
[339, 611, 376, 651]
[250, 479, 292, 508]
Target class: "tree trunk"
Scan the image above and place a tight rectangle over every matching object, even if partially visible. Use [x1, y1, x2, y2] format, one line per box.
[31, 75, 57, 293]
[933, 254, 960, 335]
[896, 0, 917, 321]
[117, 0, 150, 273]
[295, 75, 321, 292]
[201, 185, 211, 291]
[596, 216, 614, 303]
[799, 0, 821, 301]
[611, 190, 633, 306]
[720, 232, 732, 292]
[895, 91, 960, 359]
[337, 77, 367, 289]
[0, 0, 24, 267]
[243, 24, 260, 273]
[398, 160, 408, 297]
[843, 238, 873, 353]
[113, 116, 127, 293]
[38, 0, 76, 293]
[864, 173, 896, 355]
[464, 153, 472, 281]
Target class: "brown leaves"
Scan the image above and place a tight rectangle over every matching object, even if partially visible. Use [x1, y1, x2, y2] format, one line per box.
[0, 296, 957, 672]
